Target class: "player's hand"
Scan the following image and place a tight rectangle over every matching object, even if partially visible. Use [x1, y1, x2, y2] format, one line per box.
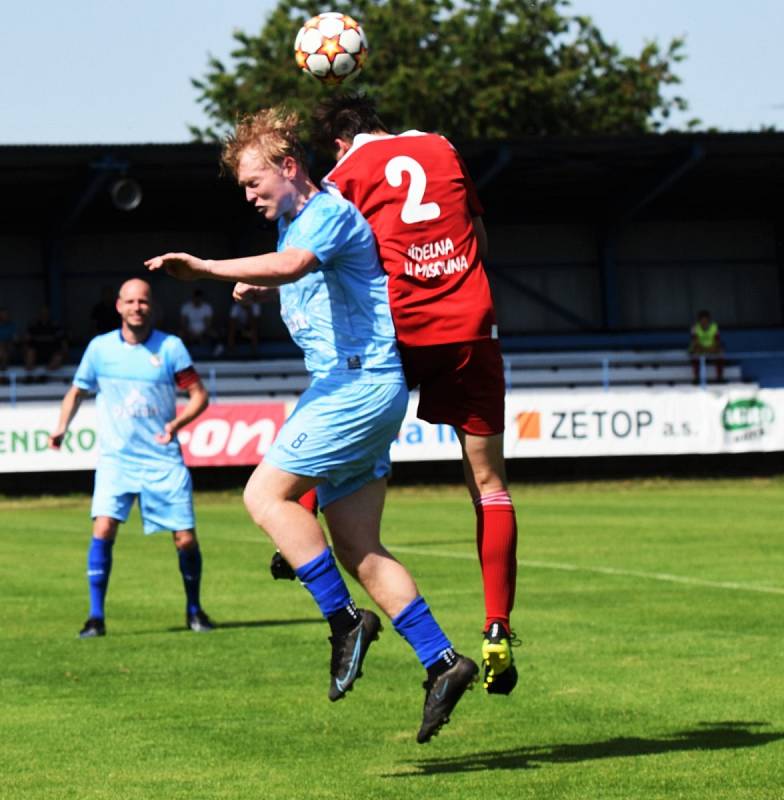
[144, 252, 206, 281]
[155, 422, 175, 445]
[233, 282, 278, 304]
[48, 432, 65, 450]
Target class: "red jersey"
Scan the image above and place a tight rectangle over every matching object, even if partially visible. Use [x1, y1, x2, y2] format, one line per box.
[323, 131, 497, 347]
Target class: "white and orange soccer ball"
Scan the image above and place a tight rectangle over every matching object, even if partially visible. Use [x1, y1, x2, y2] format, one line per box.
[294, 12, 368, 84]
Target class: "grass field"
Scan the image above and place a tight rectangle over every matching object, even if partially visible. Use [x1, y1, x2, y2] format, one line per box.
[1, 477, 783, 799]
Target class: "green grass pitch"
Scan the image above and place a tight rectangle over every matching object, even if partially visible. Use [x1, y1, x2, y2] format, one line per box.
[1, 477, 783, 799]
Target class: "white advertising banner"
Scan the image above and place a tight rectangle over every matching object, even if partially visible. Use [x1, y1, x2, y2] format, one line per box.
[1, 387, 782, 472]
[386, 387, 784, 461]
[502, 387, 784, 460]
[0, 403, 100, 473]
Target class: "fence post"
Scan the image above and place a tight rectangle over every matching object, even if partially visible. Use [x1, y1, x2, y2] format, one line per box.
[503, 356, 512, 391]
[699, 356, 707, 388]
[602, 357, 610, 391]
[209, 366, 218, 402]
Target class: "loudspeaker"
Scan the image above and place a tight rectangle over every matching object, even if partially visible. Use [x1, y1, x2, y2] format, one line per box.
[110, 177, 142, 211]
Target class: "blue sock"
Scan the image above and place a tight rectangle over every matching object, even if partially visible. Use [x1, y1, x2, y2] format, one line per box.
[87, 537, 114, 620]
[295, 547, 353, 620]
[178, 545, 203, 616]
[392, 596, 454, 668]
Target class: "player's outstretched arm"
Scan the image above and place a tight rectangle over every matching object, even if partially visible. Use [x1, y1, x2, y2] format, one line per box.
[145, 248, 318, 288]
[49, 385, 88, 449]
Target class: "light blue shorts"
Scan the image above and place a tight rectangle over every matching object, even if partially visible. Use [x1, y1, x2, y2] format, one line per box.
[263, 373, 408, 508]
[92, 458, 195, 534]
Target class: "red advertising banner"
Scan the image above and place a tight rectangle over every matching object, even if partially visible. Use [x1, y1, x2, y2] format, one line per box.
[177, 402, 289, 467]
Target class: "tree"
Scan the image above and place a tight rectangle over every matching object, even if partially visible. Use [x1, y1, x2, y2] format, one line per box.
[190, 0, 694, 142]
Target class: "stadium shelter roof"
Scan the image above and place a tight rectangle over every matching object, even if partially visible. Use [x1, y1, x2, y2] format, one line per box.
[1, 132, 784, 235]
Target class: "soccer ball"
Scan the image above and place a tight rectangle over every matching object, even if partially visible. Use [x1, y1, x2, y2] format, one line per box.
[294, 12, 368, 84]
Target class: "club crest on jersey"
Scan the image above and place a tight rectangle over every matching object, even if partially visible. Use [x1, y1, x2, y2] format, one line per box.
[149, 353, 162, 367]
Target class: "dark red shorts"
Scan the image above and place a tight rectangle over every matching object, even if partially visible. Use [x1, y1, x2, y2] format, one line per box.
[398, 339, 505, 436]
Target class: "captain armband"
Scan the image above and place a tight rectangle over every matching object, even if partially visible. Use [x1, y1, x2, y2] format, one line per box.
[174, 366, 200, 390]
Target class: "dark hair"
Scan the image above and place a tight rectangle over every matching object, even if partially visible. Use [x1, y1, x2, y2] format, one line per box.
[311, 91, 389, 155]
[697, 309, 711, 318]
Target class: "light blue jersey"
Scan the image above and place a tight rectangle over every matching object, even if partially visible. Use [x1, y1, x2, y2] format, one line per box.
[74, 329, 192, 467]
[277, 191, 401, 379]
[265, 191, 407, 505]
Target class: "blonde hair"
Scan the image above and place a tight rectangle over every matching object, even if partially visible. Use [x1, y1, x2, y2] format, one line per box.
[222, 107, 307, 177]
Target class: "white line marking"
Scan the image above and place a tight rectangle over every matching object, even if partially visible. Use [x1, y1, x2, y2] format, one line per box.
[392, 546, 784, 596]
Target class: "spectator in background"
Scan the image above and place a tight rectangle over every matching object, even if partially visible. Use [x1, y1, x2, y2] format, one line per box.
[179, 289, 222, 356]
[179, 288, 214, 344]
[90, 284, 121, 334]
[24, 305, 68, 382]
[227, 296, 261, 355]
[689, 309, 724, 383]
[0, 306, 16, 376]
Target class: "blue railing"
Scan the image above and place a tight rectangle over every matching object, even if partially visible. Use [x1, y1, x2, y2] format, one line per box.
[0, 366, 222, 408]
[3, 350, 782, 406]
[500, 350, 784, 391]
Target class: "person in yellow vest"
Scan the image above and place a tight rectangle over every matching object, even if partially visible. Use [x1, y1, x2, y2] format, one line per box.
[689, 309, 724, 383]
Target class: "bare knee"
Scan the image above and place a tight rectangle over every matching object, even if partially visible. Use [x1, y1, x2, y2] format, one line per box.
[243, 481, 275, 529]
[461, 432, 508, 497]
[471, 463, 506, 494]
[92, 516, 119, 540]
[173, 529, 197, 550]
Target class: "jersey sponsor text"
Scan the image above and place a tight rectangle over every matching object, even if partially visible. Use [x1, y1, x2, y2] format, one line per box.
[404, 237, 469, 279]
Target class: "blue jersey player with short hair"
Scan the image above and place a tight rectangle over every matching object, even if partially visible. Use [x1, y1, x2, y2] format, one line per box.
[145, 107, 478, 744]
[49, 279, 213, 638]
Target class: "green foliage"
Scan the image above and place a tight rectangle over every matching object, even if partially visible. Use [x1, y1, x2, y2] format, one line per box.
[190, 0, 695, 142]
[2, 479, 784, 799]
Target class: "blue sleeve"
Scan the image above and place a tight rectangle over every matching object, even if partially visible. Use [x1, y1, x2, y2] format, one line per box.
[163, 335, 194, 377]
[73, 340, 98, 391]
[284, 197, 356, 266]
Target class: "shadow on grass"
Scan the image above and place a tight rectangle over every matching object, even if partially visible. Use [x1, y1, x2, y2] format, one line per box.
[388, 722, 783, 777]
[163, 617, 321, 633]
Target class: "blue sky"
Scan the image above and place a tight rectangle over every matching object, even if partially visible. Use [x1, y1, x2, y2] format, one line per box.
[2, 0, 781, 144]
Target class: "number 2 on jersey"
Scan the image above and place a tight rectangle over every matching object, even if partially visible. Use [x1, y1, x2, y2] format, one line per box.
[384, 155, 441, 224]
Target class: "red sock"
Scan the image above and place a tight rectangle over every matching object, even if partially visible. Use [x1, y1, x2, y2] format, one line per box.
[475, 490, 518, 630]
[298, 488, 319, 516]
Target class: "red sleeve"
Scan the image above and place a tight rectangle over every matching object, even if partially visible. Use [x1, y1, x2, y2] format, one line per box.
[174, 365, 200, 390]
